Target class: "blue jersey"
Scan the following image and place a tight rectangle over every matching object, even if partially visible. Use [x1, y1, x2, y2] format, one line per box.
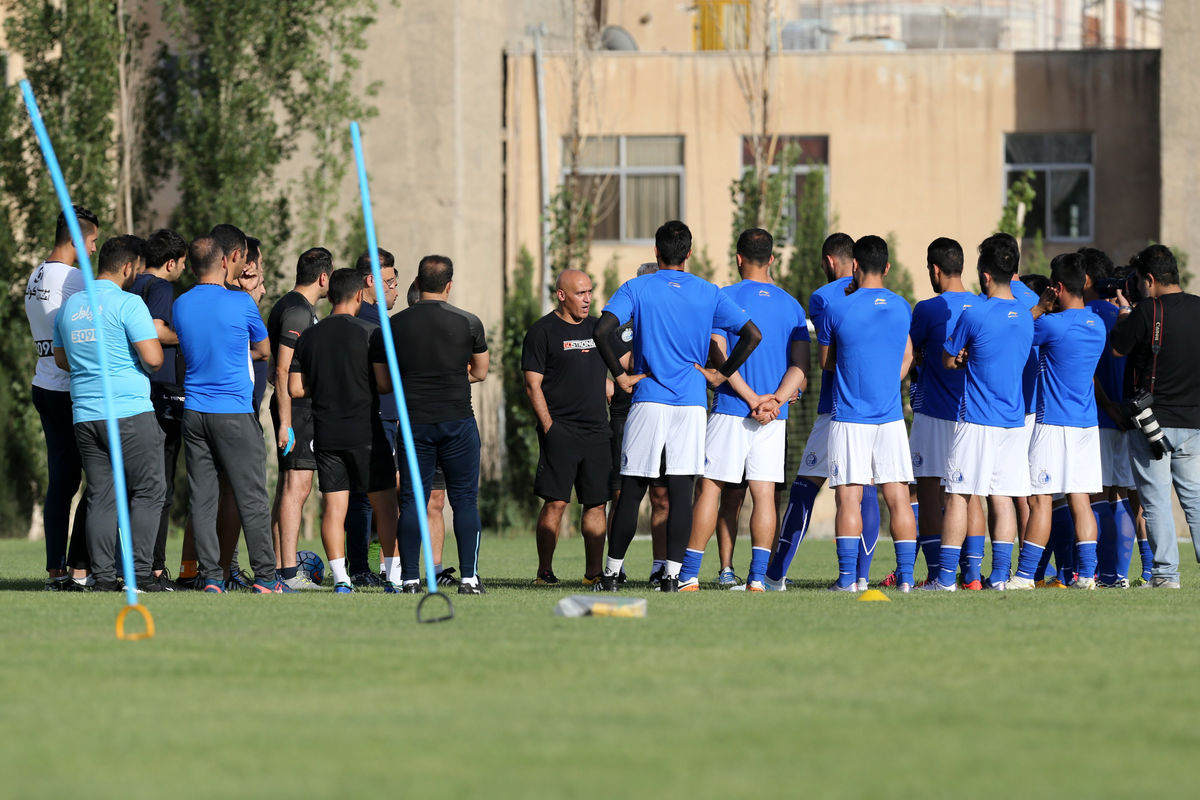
[819, 287, 911, 424]
[1033, 307, 1106, 427]
[1088, 299, 1125, 429]
[174, 284, 268, 414]
[711, 280, 808, 420]
[605, 270, 749, 408]
[810, 276, 853, 415]
[52, 280, 158, 424]
[1010, 279, 1042, 414]
[945, 297, 1034, 428]
[909, 291, 976, 421]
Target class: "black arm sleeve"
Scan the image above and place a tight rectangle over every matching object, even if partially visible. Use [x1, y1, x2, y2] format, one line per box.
[594, 311, 625, 378]
[718, 320, 762, 378]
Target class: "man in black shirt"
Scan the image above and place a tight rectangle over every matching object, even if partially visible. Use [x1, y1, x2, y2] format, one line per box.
[1111, 244, 1200, 589]
[390, 255, 489, 594]
[522, 269, 612, 586]
[266, 247, 328, 590]
[290, 269, 399, 593]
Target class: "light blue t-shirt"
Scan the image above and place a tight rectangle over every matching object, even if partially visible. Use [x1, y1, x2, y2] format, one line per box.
[810, 276, 853, 415]
[909, 290, 976, 421]
[1033, 307, 1107, 428]
[711, 280, 808, 421]
[52, 280, 157, 424]
[604, 270, 749, 408]
[1087, 298, 1125, 429]
[945, 297, 1034, 428]
[1010, 278, 1042, 415]
[174, 284, 268, 414]
[819, 286, 911, 424]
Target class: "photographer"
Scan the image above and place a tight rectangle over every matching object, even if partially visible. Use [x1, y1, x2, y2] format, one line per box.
[1111, 244, 1200, 589]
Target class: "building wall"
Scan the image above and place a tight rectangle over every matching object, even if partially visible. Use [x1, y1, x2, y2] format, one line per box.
[1160, 0, 1200, 270]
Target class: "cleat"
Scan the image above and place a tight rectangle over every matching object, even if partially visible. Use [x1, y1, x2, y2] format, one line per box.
[659, 576, 679, 593]
[533, 570, 559, 586]
[600, 572, 621, 592]
[333, 582, 354, 594]
[44, 576, 71, 592]
[1035, 579, 1048, 587]
[986, 580, 1007, 591]
[135, 577, 167, 593]
[458, 578, 486, 595]
[1149, 576, 1180, 589]
[678, 576, 700, 592]
[1007, 575, 1036, 591]
[351, 571, 384, 588]
[855, 578, 869, 592]
[174, 574, 201, 591]
[1074, 576, 1097, 590]
[1045, 578, 1070, 589]
[154, 570, 179, 591]
[93, 579, 122, 592]
[400, 580, 424, 594]
[226, 570, 254, 592]
[898, 582, 913, 593]
[203, 580, 225, 593]
[383, 581, 401, 594]
[1100, 578, 1130, 589]
[879, 571, 898, 588]
[962, 579, 983, 591]
[252, 578, 290, 593]
[436, 568, 460, 587]
[827, 581, 858, 592]
[746, 580, 766, 593]
[647, 568, 664, 588]
[764, 576, 787, 592]
[921, 580, 957, 592]
[284, 574, 323, 591]
[582, 574, 603, 591]
[716, 567, 742, 588]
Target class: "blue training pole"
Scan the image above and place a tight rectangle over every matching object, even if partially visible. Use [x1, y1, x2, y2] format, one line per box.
[350, 122, 439, 595]
[21, 81, 140, 607]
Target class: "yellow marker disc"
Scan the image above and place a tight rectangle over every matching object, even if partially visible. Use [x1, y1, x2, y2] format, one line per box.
[115, 604, 156, 641]
[857, 589, 891, 603]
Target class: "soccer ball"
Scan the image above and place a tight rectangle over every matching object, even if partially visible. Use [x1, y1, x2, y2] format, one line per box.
[297, 550, 325, 585]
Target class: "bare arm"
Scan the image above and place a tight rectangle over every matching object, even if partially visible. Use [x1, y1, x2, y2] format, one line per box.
[252, 337, 271, 361]
[134, 338, 164, 373]
[523, 370, 553, 432]
[373, 363, 392, 395]
[900, 335, 914, 380]
[772, 339, 810, 403]
[943, 348, 967, 370]
[469, 351, 489, 383]
[819, 341, 835, 372]
[53, 347, 69, 372]
[288, 371, 308, 399]
[274, 342, 296, 450]
[153, 320, 179, 346]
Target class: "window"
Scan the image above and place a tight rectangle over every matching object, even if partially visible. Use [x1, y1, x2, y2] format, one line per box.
[563, 135, 685, 243]
[695, 0, 750, 51]
[1004, 133, 1093, 242]
[740, 135, 830, 241]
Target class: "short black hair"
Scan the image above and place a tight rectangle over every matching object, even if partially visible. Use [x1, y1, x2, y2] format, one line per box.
[188, 236, 223, 277]
[245, 236, 261, 265]
[417, 255, 453, 293]
[1050, 252, 1086, 298]
[355, 248, 395, 276]
[736, 228, 773, 265]
[1076, 247, 1113, 284]
[655, 220, 692, 267]
[296, 247, 332, 286]
[406, 280, 420, 307]
[1019, 273, 1050, 296]
[853, 235, 889, 275]
[927, 237, 964, 276]
[977, 233, 1021, 281]
[822, 232, 855, 263]
[328, 268, 364, 305]
[97, 235, 146, 276]
[145, 229, 187, 270]
[55, 206, 99, 247]
[1133, 244, 1180, 286]
[209, 223, 247, 262]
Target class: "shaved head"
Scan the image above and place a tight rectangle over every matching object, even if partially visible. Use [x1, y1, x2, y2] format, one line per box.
[555, 269, 593, 323]
[556, 268, 588, 291]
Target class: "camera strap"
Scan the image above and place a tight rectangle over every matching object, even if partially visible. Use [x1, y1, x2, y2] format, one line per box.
[1148, 297, 1163, 394]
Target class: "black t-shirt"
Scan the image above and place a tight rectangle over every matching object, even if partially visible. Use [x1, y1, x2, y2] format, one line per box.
[290, 314, 387, 449]
[521, 312, 610, 435]
[608, 320, 636, 421]
[132, 273, 183, 386]
[268, 291, 318, 407]
[1111, 291, 1200, 429]
[389, 300, 488, 425]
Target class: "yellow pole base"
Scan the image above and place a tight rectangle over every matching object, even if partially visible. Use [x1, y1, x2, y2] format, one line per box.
[115, 604, 156, 640]
[857, 589, 891, 603]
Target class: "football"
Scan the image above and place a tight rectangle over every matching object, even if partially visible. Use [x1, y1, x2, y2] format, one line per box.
[297, 550, 325, 585]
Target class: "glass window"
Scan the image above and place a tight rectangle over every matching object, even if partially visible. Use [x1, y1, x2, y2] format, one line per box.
[1004, 132, 1093, 241]
[739, 135, 830, 241]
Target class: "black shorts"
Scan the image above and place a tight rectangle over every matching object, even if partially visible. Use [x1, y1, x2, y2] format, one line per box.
[316, 434, 396, 494]
[609, 414, 667, 494]
[270, 398, 317, 471]
[432, 465, 446, 492]
[536, 424, 611, 506]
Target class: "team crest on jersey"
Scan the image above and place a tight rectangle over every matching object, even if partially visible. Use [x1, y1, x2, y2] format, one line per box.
[912, 452, 923, 468]
[874, 297, 887, 305]
[949, 469, 964, 484]
[562, 338, 596, 351]
[830, 463, 840, 478]
[804, 451, 818, 467]
[1037, 470, 1051, 485]
[621, 328, 633, 343]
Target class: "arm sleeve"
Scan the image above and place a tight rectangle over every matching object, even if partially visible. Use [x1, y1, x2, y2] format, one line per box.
[468, 312, 488, 353]
[816, 298, 838, 346]
[125, 299, 159, 343]
[603, 281, 635, 325]
[146, 279, 174, 324]
[791, 303, 810, 342]
[51, 309, 64, 348]
[612, 321, 633, 358]
[289, 333, 308, 374]
[909, 301, 928, 348]
[944, 309, 974, 357]
[277, 305, 311, 349]
[712, 290, 750, 334]
[61, 268, 85, 302]
[1110, 303, 1148, 356]
[1031, 315, 1054, 346]
[520, 323, 547, 374]
[368, 326, 387, 365]
[246, 296, 268, 342]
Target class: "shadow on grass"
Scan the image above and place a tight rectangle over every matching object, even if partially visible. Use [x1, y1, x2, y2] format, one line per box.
[0, 578, 53, 592]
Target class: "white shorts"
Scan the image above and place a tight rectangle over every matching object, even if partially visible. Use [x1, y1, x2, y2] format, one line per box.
[1100, 428, 1135, 489]
[1022, 413, 1036, 452]
[909, 413, 955, 479]
[945, 421, 1030, 497]
[1028, 424, 1102, 495]
[620, 402, 706, 478]
[828, 419, 914, 487]
[796, 413, 831, 479]
[703, 414, 786, 484]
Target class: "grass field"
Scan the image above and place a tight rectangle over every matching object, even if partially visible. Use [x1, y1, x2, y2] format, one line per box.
[2, 534, 1199, 799]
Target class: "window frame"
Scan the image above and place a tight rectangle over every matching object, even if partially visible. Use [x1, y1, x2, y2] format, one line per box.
[1003, 132, 1095, 244]
[738, 135, 831, 242]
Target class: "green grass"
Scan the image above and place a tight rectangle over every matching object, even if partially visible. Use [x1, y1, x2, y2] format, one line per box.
[2, 534, 1199, 799]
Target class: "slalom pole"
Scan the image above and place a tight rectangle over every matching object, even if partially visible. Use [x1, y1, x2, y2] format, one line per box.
[350, 122, 452, 622]
[20, 81, 154, 640]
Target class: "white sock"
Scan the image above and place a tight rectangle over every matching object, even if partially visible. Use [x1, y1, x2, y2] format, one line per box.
[605, 557, 624, 576]
[651, 559, 665, 574]
[665, 559, 682, 579]
[330, 557, 350, 586]
[384, 557, 401, 584]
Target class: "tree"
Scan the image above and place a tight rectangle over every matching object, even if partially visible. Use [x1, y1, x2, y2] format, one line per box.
[997, 169, 1049, 275]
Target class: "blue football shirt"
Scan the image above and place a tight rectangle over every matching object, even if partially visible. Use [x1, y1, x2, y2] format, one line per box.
[53, 280, 158, 424]
[174, 284, 268, 414]
[1033, 307, 1107, 427]
[1087, 298, 1125, 429]
[819, 287, 911, 424]
[909, 291, 976, 421]
[945, 298, 1034, 428]
[810, 276, 853, 415]
[604, 270, 749, 408]
[1010, 278, 1042, 415]
[711, 280, 808, 420]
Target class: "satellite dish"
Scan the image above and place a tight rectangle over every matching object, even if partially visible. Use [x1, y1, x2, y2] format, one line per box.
[600, 25, 638, 51]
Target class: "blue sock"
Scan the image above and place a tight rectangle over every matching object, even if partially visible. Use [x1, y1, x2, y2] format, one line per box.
[989, 540, 1013, 585]
[1113, 499, 1136, 581]
[1138, 538, 1153, 581]
[835, 537, 858, 588]
[1094, 501, 1118, 584]
[1050, 505, 1075, 583]
[1015, 541, 1044, 580]
[918, 536, 940, 578]
[893, 540, 917, 586]
[1075, 541, 1098, 580]
[679, 548, 704, 582]
[766, 477, 820, 582]
[937, 545, 961, 588]
[748, 547, 769, 584]
[857, 486, 880, 583]
[1034, 542, 1055, 582]
[962, 535, 986, 584]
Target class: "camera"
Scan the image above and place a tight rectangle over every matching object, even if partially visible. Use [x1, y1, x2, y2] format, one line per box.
[1123, 389, 1173, 460]
[1095, 266, 1141, 302]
